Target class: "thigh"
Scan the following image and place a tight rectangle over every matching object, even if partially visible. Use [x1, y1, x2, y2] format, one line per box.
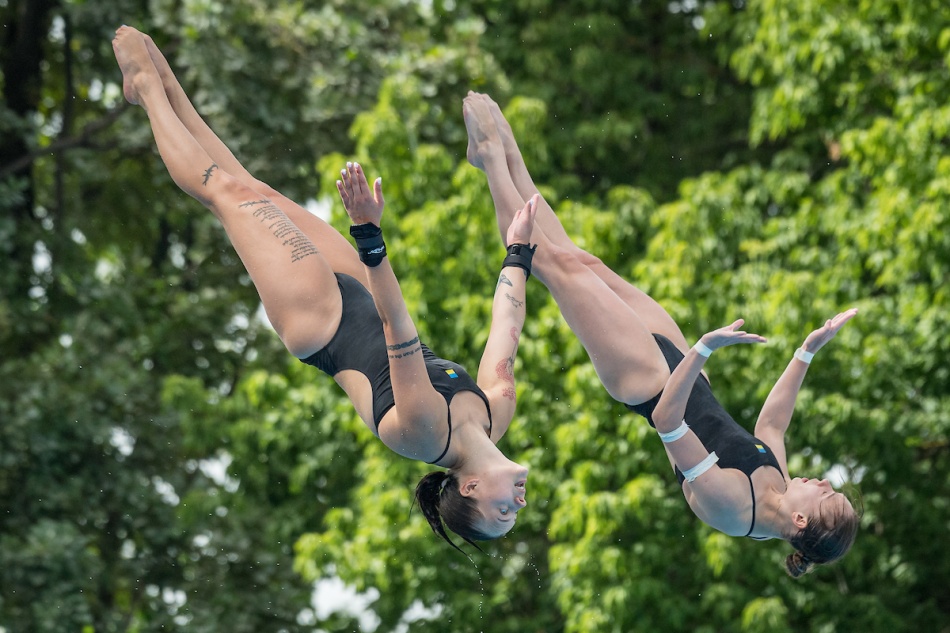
[248, 178, 368, 285]
[534, 241, 670, 405]
[208, 174, 343, 358]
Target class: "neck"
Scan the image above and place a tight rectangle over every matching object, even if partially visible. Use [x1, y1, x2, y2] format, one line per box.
[753, 485, 796, 540]
[442, 421, 508, 475]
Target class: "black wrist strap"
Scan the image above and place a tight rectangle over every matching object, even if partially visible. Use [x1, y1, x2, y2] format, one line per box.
[502, 243, 537, 279]
[349, 223, 387, 267]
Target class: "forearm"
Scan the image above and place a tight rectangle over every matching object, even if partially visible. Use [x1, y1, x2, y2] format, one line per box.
[362, 258, 418, 340]
[476, 267, 527, 392]
[755, 355, 810, 435]
[493, 267, 528, 333]
[652, 348, 708, 433]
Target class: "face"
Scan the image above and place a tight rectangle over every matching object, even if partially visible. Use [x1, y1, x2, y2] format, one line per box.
[784, 477, 849, 529]
[462, 463, 529, 538]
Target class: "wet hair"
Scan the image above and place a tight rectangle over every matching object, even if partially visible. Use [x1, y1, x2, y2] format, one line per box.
[785, 487, 862, 578]
[414, 471, 492, 554]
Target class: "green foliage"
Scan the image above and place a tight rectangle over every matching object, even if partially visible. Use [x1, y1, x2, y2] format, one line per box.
[2, 0, 949, 632]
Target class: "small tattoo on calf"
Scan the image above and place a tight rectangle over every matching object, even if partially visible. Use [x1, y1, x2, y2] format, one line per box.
[505, 293, 524, 309]
[387, 336, 420, 351]
[202, 163, 219, 185]
[502, 386, 516, 401]
[498, 273, 513, 288]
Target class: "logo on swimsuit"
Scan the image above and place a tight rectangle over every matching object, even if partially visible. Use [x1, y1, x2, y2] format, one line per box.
[445, 369, 458, 379]
[755, 444, 767, 453]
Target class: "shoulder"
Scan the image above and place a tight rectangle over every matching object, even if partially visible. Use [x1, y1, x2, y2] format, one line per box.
[376, 407, 450, 464]
[683, 467, 756, 534]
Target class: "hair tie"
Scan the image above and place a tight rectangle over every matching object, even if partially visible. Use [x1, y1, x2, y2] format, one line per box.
[439, 476, 449, 494]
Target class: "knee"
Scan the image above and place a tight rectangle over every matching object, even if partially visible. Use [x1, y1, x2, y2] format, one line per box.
[204, 172, 260, 211]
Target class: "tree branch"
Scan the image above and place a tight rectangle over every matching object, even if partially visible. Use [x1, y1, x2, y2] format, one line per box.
[0, 104, 131, 178]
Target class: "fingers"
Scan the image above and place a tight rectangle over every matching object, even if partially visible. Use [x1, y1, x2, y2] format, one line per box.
[831, 308, 859, 328]
[373, 176, 384, 206]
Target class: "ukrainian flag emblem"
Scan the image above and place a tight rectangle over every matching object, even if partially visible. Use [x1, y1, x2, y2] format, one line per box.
[755, 444, 767, 453]
[445, 369, 458, 379]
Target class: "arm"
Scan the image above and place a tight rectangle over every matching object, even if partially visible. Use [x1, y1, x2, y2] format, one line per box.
[337, 163, 444, 448]
[651, 319, 768, 477]
[753, 308, 859, 475]
[477, 196, 538, 440]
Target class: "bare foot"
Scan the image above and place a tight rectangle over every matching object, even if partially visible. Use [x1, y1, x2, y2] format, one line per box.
[112, 25, 160, 106]
[480, 93, 520, 159]
[462, 91, 503, 170]
[142, 32, 181, 97]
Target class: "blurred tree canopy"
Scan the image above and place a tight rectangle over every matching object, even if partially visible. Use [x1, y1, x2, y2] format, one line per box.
[1, 0, 948, 632]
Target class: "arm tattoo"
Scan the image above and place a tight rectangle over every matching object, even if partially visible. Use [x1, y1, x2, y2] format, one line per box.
[388, 336, 422, 360]
[497, 273, 513, 289]
[495, 356, 514, 384]
[387, 336, 420, 351]
[389, 346, 422, 360]
[202, 163, 219, 185]
[504, 292, 524, 309]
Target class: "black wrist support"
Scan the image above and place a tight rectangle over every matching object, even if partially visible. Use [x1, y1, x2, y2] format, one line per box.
[502, 243, 537, 279]
[349, 223, 387, 267]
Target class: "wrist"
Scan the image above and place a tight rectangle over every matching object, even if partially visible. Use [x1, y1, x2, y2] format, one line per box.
[794, 347, 815, 364]
[502, 243, 537, 279]
[349, 223, 387, 267]
[693, 340, 714, 358]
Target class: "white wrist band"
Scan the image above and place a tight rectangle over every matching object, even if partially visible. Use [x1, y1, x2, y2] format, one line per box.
[693, 341, 713, 358]
[794, 348, 815, 364]
[682, 452, 719, 482]
[658, 420, 689, 443]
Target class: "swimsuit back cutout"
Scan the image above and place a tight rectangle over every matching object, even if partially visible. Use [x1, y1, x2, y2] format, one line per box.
[627, 334, 783, 538]
[300, 273, 492, 464]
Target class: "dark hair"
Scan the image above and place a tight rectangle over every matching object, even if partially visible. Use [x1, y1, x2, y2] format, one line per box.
[414, 471, 492, 554]
[785, 489, 861, 578]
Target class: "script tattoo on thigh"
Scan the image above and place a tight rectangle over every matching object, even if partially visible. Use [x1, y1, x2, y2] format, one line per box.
[240, 199, 318, 262]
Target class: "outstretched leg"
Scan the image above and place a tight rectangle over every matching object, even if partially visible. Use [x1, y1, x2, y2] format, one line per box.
[142, 32, 366, 285]
[464, 93, 670, 404]
[467, 92, 691, 354]
[114, 26, 340, 358]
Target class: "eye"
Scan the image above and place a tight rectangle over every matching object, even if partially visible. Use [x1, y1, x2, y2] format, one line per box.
[500, 508, 509, 515]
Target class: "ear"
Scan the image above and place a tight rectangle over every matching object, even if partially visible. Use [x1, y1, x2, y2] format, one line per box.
[458, 478, 478, 497]
[792, 511, 809, 530]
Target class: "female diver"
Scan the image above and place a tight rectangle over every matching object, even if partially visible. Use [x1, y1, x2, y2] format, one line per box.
[112, 27, 537, 552]
[462, 91, 859, 577]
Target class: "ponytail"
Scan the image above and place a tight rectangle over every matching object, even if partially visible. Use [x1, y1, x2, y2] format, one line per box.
[784, 551, 814, 578]
[414, 471, 490, 553]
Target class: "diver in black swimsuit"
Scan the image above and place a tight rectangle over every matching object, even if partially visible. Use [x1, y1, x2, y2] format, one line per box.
[463, 90, 860, 577]
[114, 26, 537, 553]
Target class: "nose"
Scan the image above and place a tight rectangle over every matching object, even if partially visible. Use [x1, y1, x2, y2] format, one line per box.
[514, 493, 527, 509]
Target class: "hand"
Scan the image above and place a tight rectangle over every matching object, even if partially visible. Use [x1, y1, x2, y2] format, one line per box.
[337, 162, 384, 226]
[506, 194, 538, 247]
[700, 319, 768, 351]
[802, 308, 858, 353]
